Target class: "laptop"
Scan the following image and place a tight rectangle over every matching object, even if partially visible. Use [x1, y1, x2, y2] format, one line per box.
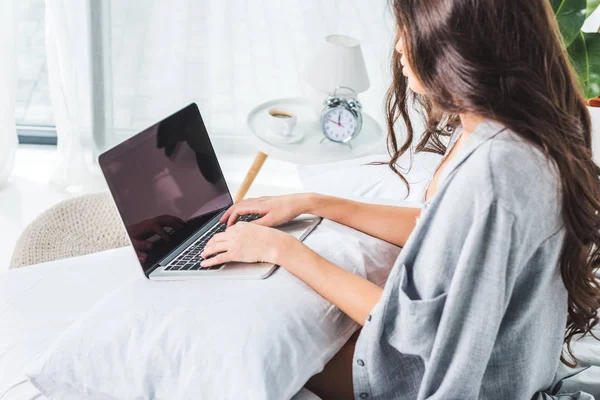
[99, 103, 321, 280]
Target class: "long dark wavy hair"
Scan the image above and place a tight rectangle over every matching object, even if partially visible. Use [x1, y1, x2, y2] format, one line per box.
[384, 0, 600, 366]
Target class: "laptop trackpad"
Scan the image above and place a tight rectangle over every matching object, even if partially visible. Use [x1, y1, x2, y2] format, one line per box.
[275, 215, 322, 240]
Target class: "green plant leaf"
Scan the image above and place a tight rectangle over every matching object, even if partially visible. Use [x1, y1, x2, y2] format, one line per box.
[567, 31, 600, 99]
[551, 0, 588, 46]
[587, 0, 600, 18]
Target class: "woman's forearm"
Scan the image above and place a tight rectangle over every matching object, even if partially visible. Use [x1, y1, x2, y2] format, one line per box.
[276, 236, 383, 325]
[302, 193, 420, 247]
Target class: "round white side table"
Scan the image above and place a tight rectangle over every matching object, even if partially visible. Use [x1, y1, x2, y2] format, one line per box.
[234, 97, 386, 201]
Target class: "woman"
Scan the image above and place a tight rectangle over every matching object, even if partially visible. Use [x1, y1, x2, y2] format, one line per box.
[201, 0, 600, 398]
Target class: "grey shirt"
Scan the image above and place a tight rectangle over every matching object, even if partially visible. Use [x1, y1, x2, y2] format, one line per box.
[353, 120, 569, 399]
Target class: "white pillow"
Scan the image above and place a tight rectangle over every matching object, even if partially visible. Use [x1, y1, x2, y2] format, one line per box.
[24, 218, 402, 400]
[297, 151, 441, 203]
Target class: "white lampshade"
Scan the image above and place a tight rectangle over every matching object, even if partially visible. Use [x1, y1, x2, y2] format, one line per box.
[301, 34, 370, 94]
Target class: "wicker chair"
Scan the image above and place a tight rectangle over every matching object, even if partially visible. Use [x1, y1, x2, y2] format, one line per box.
[10, 192, 128, 269]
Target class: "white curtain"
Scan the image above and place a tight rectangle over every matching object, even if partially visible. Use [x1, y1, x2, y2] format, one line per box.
[109, 0, 189, 143]
[45, 0, 99, 193]
[108, 0, 396, 148]
[58, 1, 395, 133]
[0, 0, 17, 190]
[21, 0, 600, 191]
[42, 0, 396, 189]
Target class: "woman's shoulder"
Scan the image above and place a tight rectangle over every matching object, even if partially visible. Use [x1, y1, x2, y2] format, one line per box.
[487, 129, 561, 209]
[446, 128, 562, 235]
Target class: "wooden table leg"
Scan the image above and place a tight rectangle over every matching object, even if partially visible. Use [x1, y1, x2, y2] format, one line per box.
[234, 152, 268, 202]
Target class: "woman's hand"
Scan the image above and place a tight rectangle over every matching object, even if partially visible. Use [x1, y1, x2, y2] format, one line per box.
[200, 222, 298, 267]
[203, 215, 384, 327]
[220, 193, 316, 227]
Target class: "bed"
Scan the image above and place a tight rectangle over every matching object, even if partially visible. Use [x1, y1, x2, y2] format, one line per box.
[1, 154, 598, 399]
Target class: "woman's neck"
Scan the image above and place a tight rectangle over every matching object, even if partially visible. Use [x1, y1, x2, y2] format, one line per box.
[460, 113, 486, 137]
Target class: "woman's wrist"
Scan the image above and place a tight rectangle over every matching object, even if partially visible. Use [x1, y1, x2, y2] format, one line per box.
[273, 232, 309, 268]
[300, 192, 324, 215]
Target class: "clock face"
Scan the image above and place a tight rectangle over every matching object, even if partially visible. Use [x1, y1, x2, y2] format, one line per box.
[322, 107, 359, 143]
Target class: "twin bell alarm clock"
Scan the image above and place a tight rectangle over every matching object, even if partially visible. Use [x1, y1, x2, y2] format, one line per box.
[320, 86, 363, 143]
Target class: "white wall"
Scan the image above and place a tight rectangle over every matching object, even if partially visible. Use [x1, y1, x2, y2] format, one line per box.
[583, 6, 600, 32]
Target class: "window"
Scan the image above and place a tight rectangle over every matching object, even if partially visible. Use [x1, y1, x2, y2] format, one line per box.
[14, 0, 395, 152]
[16, 0, 56, 145]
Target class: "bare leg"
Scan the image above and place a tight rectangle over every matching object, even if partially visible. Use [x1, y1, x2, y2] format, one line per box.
[305, 330, 360, 400]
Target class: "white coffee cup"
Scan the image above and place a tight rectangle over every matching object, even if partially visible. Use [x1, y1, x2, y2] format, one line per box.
[266, 108, 297, 138]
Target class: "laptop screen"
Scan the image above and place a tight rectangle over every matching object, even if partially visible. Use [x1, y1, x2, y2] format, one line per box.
[99, 103, 232, 274]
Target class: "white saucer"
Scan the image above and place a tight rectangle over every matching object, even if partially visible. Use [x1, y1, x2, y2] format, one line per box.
[260, 127, 305, 145]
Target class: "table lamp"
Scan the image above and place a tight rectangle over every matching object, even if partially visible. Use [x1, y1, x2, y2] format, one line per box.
[301, 34, 370, 116]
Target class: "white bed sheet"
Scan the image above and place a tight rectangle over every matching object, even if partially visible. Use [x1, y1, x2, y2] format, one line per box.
[0, 248, 142, 399]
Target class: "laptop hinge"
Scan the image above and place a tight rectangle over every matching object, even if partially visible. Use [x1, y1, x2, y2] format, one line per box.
[146, 209, 227, 275]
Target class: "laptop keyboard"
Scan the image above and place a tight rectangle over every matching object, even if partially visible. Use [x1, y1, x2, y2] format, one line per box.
[164, 214, 262, 272]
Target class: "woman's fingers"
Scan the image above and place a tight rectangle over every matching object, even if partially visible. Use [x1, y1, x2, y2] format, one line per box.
[221, 200, 251, 223]
[203, 233, 229, 254]
[209, 232, 228, 244]
[201, 241, 230, 258]
[251, 214, 275, 227]
[221, 198, 269, 225]
[220, 205, 235, 223]
[227, 208, 242, 227]
[201, 252, 231, 268]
